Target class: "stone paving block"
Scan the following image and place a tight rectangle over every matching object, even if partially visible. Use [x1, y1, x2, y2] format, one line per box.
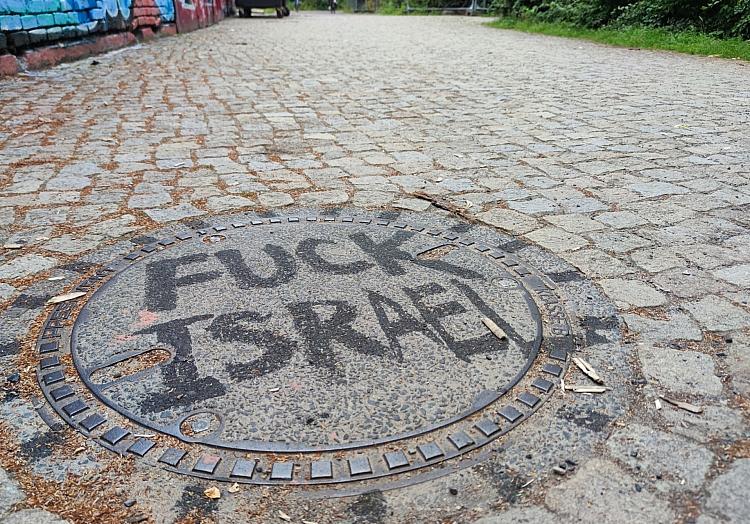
[493, 188, 532, 200]
[1, 13, 750, 523]
[674, 244, 744, 270]
[0, 283, 17, 302]
[587, 231, 651, 254]
[0, 467, 24, 518]
[59, 162, 102, 178]
[543, 214, 605, 233]
[557, 196, 608, 213]
[623, 201, 696, 226]
[639, 345, 723, 396]
[205, 195, 256, 212]
[127, 192, 172, 209]
[653, 268, 735, 299]
[144, 203, 205, 223]
[545, 459, 674, 523]
[437, 178, 482, 193]
[87, 215, 138, 238]
[507, 198, 558, 214]
[43, 235, 102, 256]
[623, 310, 702, 343]
[0, 254, 57, 280]
[298, 190, 349, 205]
[712, 263, 750, 287]
[524, 226, 588, 253]
[258, 192, 294, 208]
[352, 190, 395, 207]
[474, 506, 555, 523]
[595, 211, 649, 229]
[1, 509, 69, 524]
[38, 192, 81, 205]
[726, 331, 750, 396]
[630, 247, 683, 273]
[24, 208, 68, 225]
[684, 295, 750, 332]
[606, 424, 714, 490]
[599, 278, 666, 308]
[393, 198, 431, 212]
[564, 249, 635, 278]
[703, 459, 750, 522]
[0, 209, 15, 226]
[476, 209, 538, 235]
[658, 404, 747, 444]
[627, 181, 689, 198]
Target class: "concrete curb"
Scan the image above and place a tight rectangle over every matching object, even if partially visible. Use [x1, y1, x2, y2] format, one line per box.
[0, 23, 178, 77]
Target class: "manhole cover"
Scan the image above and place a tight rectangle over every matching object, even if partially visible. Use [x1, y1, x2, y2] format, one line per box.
[35, 214, 574, 488]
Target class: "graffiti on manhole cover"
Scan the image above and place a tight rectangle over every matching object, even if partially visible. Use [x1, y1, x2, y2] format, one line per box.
[35, 215, 573, 487]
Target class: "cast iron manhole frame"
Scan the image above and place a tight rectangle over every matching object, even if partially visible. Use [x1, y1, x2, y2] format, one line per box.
[34, 213, 574, 488]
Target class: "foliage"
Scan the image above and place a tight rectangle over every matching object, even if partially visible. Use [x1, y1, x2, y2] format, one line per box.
[491, 0, 750, 38]
[488, 17, 750, 59]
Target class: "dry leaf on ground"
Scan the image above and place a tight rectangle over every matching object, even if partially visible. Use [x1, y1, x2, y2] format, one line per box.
[47, 291, 87, 304]
[204, 487, 221, 499]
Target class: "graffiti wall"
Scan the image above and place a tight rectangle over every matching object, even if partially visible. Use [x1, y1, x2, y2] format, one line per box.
[173, 0, 225, 34]
[0, 0, 224, 55]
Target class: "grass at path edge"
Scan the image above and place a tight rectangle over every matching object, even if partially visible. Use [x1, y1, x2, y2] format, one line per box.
[487, 19, 750, 62]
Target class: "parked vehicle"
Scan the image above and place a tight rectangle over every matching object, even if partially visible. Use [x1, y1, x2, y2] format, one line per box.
[236, 0, 290, 18]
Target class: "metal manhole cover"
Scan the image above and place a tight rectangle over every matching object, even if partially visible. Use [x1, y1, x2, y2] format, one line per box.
[35, 214, 574, 488]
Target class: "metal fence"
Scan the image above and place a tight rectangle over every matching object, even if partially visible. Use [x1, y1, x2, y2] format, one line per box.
[349, 0, 380, 11]
[349, 0, 491, 13]
[405, 0, 491, 14]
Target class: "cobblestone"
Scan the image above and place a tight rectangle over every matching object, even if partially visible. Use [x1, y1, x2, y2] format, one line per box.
[713, 263, 750, 287]
[606, 424, 715, 491]
[684, 295, 750, 332]
[0, 12, 748, 524]
[0, 254, 57, 280]
[658, 404, 748, 444]
[143, 203, 205, 223]
[545, 459, 675, 523]
[639, 345, 723, 396]
[702, 459, 750, 522]
[1, 509, 69, 524]
[0, 283, 16, 302]
[623, 310, 703, 342]
[0, 469, 23, 519]
[599, 278, 667, 308]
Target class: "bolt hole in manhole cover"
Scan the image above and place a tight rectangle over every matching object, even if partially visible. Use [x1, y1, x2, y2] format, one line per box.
[34, 210, 624, 493]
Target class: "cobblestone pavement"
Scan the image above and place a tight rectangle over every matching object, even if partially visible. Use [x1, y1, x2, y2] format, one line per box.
[1, 12, 749, 524]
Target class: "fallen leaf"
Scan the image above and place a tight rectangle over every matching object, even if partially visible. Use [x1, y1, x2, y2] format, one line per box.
[564, 385, 609, 394]
[228, 483, 240, 493]
[278, 510, 292, 522]
[47, 291, 87, 304]
[204, 487, 221, 499]
[481, 317, 507, 341]
[659, 395, 703, 414]
[572, 357, 604, 384]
